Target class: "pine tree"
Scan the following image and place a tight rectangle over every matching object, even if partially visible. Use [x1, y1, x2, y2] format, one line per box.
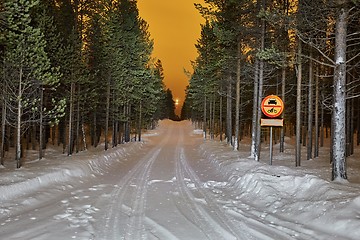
[295, 0, 360, 179]
[84, 2, 106, 148]
[103, 0, 159, 144]
[152, 59, 167, 121]
[3, 0, 61, 168]
[53, 0, 88, 155]
[164, 89, 177, 120]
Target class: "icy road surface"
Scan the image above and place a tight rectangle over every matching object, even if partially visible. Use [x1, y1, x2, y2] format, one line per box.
[1, 120, 360, 239]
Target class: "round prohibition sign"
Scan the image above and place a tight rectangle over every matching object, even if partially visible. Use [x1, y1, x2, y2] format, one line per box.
[261, 95, 284, 118]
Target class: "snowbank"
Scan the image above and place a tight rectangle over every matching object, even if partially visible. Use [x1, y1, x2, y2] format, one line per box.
[0, 142, 144, 202]
[199, 140, 360, 239]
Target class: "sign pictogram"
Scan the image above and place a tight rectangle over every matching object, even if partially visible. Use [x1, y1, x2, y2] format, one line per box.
[261, 95, 284, 118]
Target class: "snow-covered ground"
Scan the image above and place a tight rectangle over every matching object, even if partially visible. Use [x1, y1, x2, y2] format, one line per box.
[1, 120, 360, 240]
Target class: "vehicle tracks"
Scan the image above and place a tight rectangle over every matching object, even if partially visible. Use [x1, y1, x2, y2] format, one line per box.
[175, 144, 252, 240]
[99, 130, 172, 240]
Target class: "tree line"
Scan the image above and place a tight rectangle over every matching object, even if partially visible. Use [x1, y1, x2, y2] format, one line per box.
[0, 0, 176, 168]
[182, 0, 360, 180]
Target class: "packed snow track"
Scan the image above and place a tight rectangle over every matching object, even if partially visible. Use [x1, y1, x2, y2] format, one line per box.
[0, 120, 352, 240]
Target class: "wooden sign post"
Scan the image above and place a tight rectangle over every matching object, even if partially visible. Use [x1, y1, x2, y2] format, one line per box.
[261, 95, 284, 165]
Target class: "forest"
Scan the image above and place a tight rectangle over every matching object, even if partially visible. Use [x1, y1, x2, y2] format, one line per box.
[182, 0, 360, 180]
[2, 0, 360, 182]
[0, 0, 177, 169]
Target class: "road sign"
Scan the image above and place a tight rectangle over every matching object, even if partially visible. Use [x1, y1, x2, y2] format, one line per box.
[261, 118, 284, 127]
[261, 95, 284, 118]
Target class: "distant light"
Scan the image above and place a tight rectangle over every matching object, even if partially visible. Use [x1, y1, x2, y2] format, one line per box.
[175, 99, 179, 105]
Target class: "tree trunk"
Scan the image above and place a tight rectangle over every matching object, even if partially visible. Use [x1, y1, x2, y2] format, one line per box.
[314, 64, 320, 158]
[250, 59, 259, 158]
[280, 66, 286, 153]
[203, 95, 207, 140]
[307, 53, 313, 160]
[112, 99, 116, 148]
[16, 67, 23, 168]
[75, 85, 80, 153]
[105, 78, 111, 150]
[61, 121, 66, 153]
[93, 111, 98, 147]
[81, 120, 87, 150]
[302, 96, 307, 147]
[234, 41, 241, 151]
[209, 98, 212, 139]
[125, 103, 131, 142]
[255, 58, 264, 162]
[331, 7, 348, 180]
[113, 119, 117, 147]
[138, 101, 142, 142]
[351, 99, 354, 155]
[68, 82, 74, 156]
[219, 86, 223, 142]
[212, 95, 216, 140]
[31, 123, 36, 150]
[118, 118, 123, 144]
[320, 92, 324, 147]
[357, 98, 360, 146]
[226, 77, 232, 146]
[296, 41, 302, 167]
[1, 83, 6, 165]
[255, 7, 266, 161]
[39, 87, 44, 160]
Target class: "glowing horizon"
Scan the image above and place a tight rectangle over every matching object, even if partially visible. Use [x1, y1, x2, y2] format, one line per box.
[137, 0, 206, 115]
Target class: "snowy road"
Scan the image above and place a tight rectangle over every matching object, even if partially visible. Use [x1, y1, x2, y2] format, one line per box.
[1, 121, 243, 239]
[1, 120, 360, 239]
[92, 121, 249, 240]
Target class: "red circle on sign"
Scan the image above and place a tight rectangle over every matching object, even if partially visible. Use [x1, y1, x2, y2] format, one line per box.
[261, 95, 284, 118]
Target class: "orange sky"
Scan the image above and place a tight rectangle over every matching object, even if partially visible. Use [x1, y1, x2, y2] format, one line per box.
[137, 0, 205, 114]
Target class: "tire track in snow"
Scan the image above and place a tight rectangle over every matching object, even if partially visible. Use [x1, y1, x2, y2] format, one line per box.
[175, 148, 234, 239]
[123, 148, 160, 239]
[100, 130, 172, 240]
[177, 147, 255, 240]
[179, 149, 310, 240]
[173, 129, 244, 240]
[100, 152, 154, 239]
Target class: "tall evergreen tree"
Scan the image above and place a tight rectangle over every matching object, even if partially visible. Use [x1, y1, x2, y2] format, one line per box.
[0, 0, 169, 167]
[3, 0, 61, 167]
[164, 89, 177, 120]
[84, 2, 106, 148]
